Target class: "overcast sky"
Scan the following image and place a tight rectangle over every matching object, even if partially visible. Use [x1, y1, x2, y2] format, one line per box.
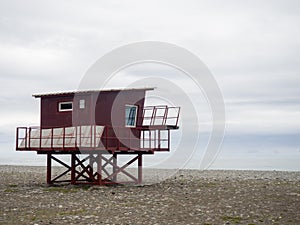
[0, 0, 299, 170]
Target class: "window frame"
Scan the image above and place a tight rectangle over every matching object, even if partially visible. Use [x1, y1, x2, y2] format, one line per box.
[58, 101, 73, 112]
[125, 104, 138, 128]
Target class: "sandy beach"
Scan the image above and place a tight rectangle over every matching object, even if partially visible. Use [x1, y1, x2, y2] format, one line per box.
[0, 165, 299, 224]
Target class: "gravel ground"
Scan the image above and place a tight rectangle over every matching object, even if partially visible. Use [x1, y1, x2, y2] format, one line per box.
[0, 165, 299, 225]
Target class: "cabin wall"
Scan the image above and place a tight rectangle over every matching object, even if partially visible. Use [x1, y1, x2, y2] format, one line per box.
[40, 90, 146, 130]
[72, 94, 93, 126]
[94, 90, 146, 127]
[41, 95, 73, 128]
[40, 94, 92, 128]
[94, 90, 146, 149]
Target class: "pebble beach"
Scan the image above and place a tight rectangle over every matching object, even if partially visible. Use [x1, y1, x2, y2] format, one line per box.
[0, 165, 299, 224]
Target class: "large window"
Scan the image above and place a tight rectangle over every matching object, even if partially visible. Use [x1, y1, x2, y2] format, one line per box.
[125, 105, 138, 127]
[58, 102, 73, 112]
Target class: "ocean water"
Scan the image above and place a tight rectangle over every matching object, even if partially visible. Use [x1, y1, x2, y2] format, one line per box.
[2, 135, 300, 171]
[1, 150, 299, 171]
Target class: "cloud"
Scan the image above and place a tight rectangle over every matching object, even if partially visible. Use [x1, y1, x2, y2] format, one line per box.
[0, 0, 300, 169]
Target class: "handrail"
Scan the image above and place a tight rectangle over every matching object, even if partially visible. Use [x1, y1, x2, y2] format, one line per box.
[16, 125, 172, 152]
[15, 105, 180, 152]
[140, 106, 180, 127]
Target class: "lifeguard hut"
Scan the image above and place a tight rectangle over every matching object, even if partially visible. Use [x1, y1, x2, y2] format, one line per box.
[16, 88, 180, 185]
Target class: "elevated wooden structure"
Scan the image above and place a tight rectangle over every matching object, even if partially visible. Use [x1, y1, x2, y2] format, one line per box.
[16, 88, 180, 185]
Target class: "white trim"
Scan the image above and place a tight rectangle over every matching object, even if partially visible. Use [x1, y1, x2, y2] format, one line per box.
[58, 101, 73, 112]
[125, 105, 138, 127]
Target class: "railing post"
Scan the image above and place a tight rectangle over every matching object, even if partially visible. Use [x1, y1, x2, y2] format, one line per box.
[141, 107, 146, 126]
[24, 128, 27, 149]
[105, 127, 108, 149]
[168, 130, 170, 150]
[79, 126, 82, 147]
[94, 125, 96, 148]
[163, 106, 168, 126]
[74, 126, 77, 148]
[175, 107, 180, 127]
[25, 128, 28, 148]
[149, 130, 152, 150]
[142, 130, 144, 150]
[51, 128, 53, 149]
[39, 127, 42, 149]
[154, 129, 156, 149]
[28, 127, 31, 149]
[62, 127, 65, 149]
[90, 125, 92, 148]
[16, 128, 19, 150]
[151, 106, 156, 126]
[158, 130, 161, 149]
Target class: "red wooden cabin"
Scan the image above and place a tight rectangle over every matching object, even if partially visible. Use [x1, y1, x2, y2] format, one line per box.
[16, 88, 180, 185]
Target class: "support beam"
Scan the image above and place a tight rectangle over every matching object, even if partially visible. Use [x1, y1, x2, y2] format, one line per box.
[44, 153, 144, 185]
[46, 153, 51, 184]
[102, 155, 139, 182]
[112, 153, 117, 182]
[138, 153, 142, 184]
[97, 154, 102, 185]
[71, 153, 76, 185]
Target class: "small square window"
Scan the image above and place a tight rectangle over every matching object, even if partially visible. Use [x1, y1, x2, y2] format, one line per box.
[59, 102, 73, 112]
[125, 105, 138, 127]
[79, 99, 85, 109]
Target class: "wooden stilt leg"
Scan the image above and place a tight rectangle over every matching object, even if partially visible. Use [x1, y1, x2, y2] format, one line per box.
[112, 153, 117, 182]
[138, 153, 142, 184]
[97, 154, 102, 185]
[89, 154, 94, 181]
[47, 153, 52, 184]
[71, 153, 76, 185]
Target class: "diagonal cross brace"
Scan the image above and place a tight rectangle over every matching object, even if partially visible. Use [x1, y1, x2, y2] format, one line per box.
[75, 155, 97, 182]
[101, 155, 139, 182]
[51, 155, 91, 182]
